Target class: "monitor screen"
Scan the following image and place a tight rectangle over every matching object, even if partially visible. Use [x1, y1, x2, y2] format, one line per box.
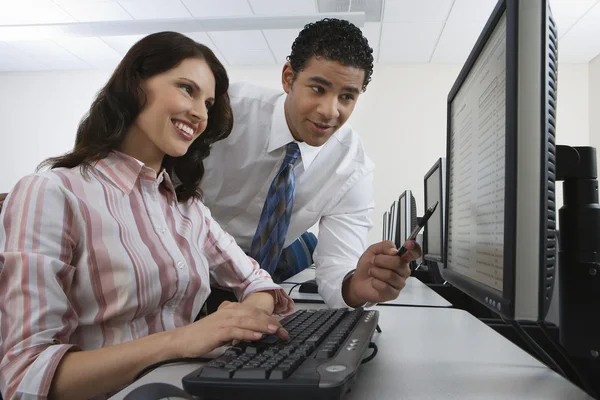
[447, 12, 506, 293]
[444, 0, 557, 320]
[424, 160, 444, 261]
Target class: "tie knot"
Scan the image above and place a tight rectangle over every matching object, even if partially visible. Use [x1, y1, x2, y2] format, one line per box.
[284, 142, 301, 166]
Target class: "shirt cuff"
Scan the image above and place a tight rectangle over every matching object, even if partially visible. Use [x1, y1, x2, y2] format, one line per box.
[340, 270, 376, 309]
[1, 343, 77, 399]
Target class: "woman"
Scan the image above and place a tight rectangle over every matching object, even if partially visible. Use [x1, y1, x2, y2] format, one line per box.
[0, 32, 293, 400]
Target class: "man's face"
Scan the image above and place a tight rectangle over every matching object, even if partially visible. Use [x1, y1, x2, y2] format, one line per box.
[282, 57, 365, 147]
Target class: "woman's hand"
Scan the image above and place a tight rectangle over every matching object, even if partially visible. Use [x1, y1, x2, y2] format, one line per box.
[172, 301, 288, 358]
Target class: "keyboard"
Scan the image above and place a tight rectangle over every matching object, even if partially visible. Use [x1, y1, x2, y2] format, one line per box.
[182, 307, 379, 400]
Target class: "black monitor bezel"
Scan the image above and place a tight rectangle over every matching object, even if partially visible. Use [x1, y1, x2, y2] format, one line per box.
[423, 158, 444, 263]
[443, 0, 517, 318]
[398, 191, 408, 246]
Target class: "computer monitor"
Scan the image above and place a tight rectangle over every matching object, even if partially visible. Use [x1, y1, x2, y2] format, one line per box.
[382, 211, 389, 241]
[443, 0, 557, 321]
[389, 201, 398, 245]
[398, 190, 417, 248]
[423, 158, 446, 264]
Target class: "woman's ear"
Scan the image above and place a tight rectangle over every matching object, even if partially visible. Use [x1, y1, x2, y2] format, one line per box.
[281, 62, 295, 94]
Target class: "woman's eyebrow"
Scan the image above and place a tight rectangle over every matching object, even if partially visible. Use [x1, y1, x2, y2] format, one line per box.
[179, 77, 200, 92]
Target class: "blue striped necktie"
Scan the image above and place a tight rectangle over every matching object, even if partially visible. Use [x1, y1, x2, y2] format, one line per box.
[249, 142, 301, 274]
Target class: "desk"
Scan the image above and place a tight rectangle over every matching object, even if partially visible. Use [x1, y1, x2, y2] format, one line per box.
[281, 268, 452, 308]
[111, 305, 592, 399]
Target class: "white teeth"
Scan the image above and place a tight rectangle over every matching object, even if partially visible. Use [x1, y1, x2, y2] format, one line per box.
[175, 121, 194, 135]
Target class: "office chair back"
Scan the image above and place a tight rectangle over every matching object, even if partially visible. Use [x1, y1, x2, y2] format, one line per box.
[274, 232, 318, 282]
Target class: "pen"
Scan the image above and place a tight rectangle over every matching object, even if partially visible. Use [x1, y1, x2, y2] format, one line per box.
[397, 200, 439, 256]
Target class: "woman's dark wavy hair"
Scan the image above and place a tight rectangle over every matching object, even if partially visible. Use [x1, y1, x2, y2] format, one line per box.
[40, 31, 233, 202]
[287, 18, 374, 92]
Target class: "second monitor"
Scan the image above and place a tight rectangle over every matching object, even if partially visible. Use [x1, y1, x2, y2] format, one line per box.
[398, 190, 418, 270]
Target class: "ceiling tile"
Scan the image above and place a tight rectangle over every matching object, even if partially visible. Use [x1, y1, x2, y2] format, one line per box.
[262, 28, 300, 64]
[430, 21, 485, 63]
[379, 22, 444, 63]
[208, 30, 274, 65]
[557, 2, 600, 62]
[361, 22, 381, 62]
[118, 0, 191, 19]
[548, 0, 598, 38]
[249, 0, 316, 15]
[0, 0, 76, 25]
[180, 0, 252, 17]
[184, 32, 228, 64]
[52, 0, 133, 22]
[10, 40, 91, 69]
[383, 0, 453, 22]
[101, 34, 145, 55]
[0, 42, 51, 71]
[446, 0, 498, 24]
[53, 37, 122, 68]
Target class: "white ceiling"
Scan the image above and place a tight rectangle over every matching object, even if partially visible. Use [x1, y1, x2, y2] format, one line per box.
[0, 0, 600, 71]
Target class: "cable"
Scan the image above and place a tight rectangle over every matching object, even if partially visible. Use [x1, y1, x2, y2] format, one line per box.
[287, 283, 301, 296]
[537, 321, 598, 399]
[361, 342, 378, 364]
[133, 357, 213, 382]
[501, 317, 566, 377]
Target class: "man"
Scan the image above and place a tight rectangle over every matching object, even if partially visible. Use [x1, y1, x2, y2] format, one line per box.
[201, 18, 420, 309]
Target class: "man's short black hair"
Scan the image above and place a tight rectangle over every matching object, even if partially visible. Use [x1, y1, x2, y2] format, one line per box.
[287, 18, 374, 92]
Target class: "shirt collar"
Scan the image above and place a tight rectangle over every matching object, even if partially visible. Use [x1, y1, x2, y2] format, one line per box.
[94, 151, 176, 197]
[268, 93, 322, 171]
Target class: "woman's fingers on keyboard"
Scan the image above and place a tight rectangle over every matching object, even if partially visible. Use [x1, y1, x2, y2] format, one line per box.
[220, 306, 288, 340]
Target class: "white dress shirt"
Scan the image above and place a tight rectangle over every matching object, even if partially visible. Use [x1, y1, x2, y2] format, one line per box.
[201, 82, 375, 308]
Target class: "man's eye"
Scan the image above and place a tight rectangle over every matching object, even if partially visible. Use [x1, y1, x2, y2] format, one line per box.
[311, 86, 323, 93]
[341, 94, 355, 102]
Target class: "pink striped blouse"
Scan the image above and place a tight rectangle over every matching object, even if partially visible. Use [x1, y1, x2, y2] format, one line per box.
[0, 151, 294, 399]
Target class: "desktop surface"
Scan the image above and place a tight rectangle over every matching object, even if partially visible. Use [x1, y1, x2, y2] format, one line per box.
[111, 305, 592, 400]
[281, 269, 453, 308]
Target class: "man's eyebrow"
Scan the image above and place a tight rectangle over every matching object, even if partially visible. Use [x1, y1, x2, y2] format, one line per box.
[308, 76, 360, 94]
[308, 76, 332, 88]
[341, 85, 360, 95]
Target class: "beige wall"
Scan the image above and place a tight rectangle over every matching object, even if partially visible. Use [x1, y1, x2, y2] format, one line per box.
[0, 63, 592, 244]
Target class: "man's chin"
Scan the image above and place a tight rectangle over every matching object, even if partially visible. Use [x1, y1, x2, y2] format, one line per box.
[305, 135, 331, 147]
